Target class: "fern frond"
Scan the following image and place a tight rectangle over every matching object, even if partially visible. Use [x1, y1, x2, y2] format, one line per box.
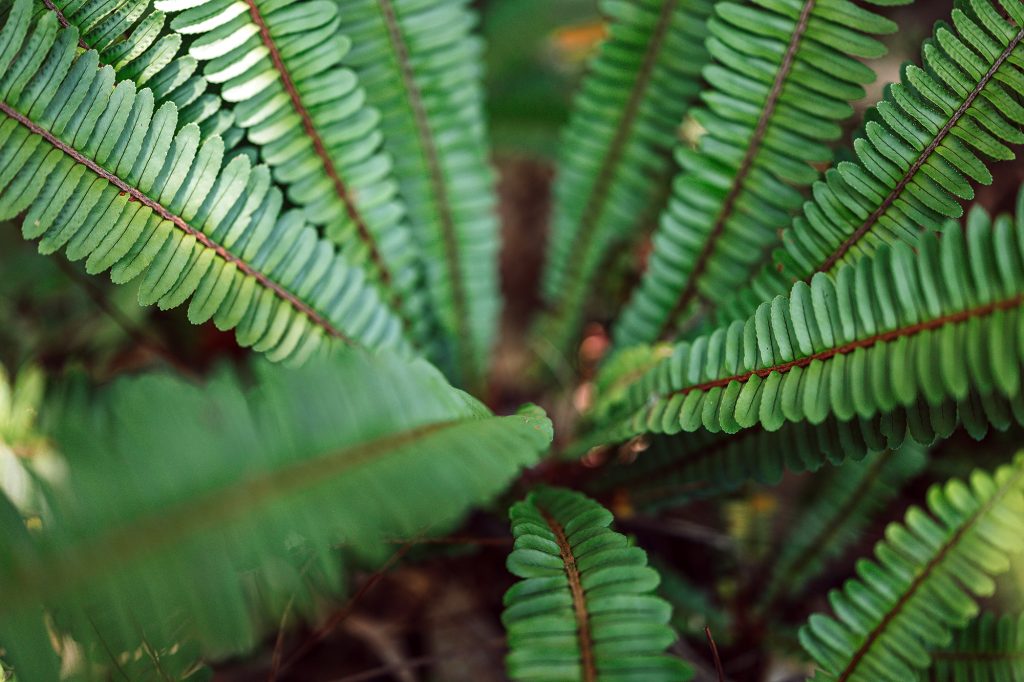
[581, 200, 1024, 465]
[0, 350, 553, 680]
[799, 456, 1024, 681]
[759, 443, 928, 611]
[336, 0, 500, 386]
[157, 0, 434, 346]
[0, 1, 411, 363]
[37, 0, 235, 140]
[503, 486, 691, 681]
[718, 0, 1024, 323]
[531, 0, 714, 358]
[924, 611, 1024, 681]
[613, 0, 904, 348]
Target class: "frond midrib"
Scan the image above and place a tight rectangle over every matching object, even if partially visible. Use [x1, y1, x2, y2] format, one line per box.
[815, 26, 1024, 275]
[835, 464, 1024, 680]
[1, 418, 478, 615]
[0, 100, 350, 343]
[538, 504, 597, 682]
[657, 0, 817, 338]
[242, 0, 398, 295]
[376, 0, 475, 377]
[553, 0, 680, 313]
[40, 0, 87, 49]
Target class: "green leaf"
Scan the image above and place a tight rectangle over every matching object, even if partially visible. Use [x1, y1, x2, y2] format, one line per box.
[0, 349, 553, 679]
[0, 2, 411, 363]
[919, 611, 1024, 681]
[503, 487, 692, 681]
[799, 456, 1024, 681]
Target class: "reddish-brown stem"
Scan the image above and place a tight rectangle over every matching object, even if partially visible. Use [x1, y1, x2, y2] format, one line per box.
[658, 0, 816, 340]
[0, 101, 350, 343]
[41, 0, 89, 49]
[817, 27, 1024, 274]
[539, 506, 596, 682]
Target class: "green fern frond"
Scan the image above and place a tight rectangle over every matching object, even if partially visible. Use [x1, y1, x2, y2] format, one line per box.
[156, 0, 435, 346]
[531, 0, 714, 359]
[0, 349, 553, 680]
[759, 443, 928, 611]
[799, 455, 1024, 681]
[336, 0, 500, 386]
[36, 0, 236, 141]
[503, 486, 691, 681]
[0, 2, 412, 363]
[581, 199, 1024, 465]
[718, 0, 1024, 323]
[613, 0, 905, 348]
[923, 611, 1024, 681]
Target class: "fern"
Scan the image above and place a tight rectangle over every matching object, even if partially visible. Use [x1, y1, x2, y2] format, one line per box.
[0, 1, 412, 363]
[759, 442, 927, 611]
[581, 199, 1024, 465]
[0, 349, 553, 680]
[799, 455, 1024, 681]
[923, 611, 1024, 681]
[612, 0, 905, 348]
[503, 486, 691, 681]
[156, 0, 435, 345]
[36, 0, 236, 141]
[335, 0, 500, 386]
[531, 0, 714, 360]
[717, 0, 1024, 323]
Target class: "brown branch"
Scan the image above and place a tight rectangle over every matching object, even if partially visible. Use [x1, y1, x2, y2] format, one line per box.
[539, 505, 596, 682]
[376, 0, 475, 377]
[836, 466, 1024, 680]
[555, 0, 679, 310]
[657, 0, 817, 340]
[0, 101, 351, 344]
[705, 626, 726, 682]
[816, 27, 1024, 274]
[242, 0, 395, 293]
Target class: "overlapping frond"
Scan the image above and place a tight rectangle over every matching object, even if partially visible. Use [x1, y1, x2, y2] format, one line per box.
[531, 0, 714, 359]
[581, 200, 1024, 466]
[35, 0, 235, 141]
[0, 1, 412, 363]
[799, 456, 1024, 681]
[157, 0, 434, 345]
[718, 0, 1024, 323]
[337, 0, 500, 387]
[759, 443, 927, 611]
[0, 349, 553, 680]
[503, 486, 691, 681]
[923, 611, 1024, 681]
[613, 0, 905, 348]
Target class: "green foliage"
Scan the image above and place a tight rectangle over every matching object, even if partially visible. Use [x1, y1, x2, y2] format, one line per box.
[39, 0, 235, 141]
[503, 486, 691, 681]
[799, 455, 1024, 681]
[159, 0, 434, 344]
[0, 349, 552, 680]
[923, 611, 1024, 681]
[718, 0, 1024, 323]
[759, 442, 927, 611]
[336, 0, 500, 386]
[614, 0, 905, 348]
[0, 0, 411, 364]
[532, 0, 714, 359]
[583, 199, 1024, 467]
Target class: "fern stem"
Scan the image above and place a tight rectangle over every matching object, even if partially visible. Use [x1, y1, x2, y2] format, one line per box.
[40, 0, 88, 49]
[538, 505, 597, 682]
[836, 464, 1024, 681]
[657, 293, 1024, 402]
[0, 101, 353, 345]
[375, 0, 476, 382]
[817, 26, 1024, 275]
[657, 0, 816, 340]
[241, 0, 396, 294]
[553, 0, 679, 313]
